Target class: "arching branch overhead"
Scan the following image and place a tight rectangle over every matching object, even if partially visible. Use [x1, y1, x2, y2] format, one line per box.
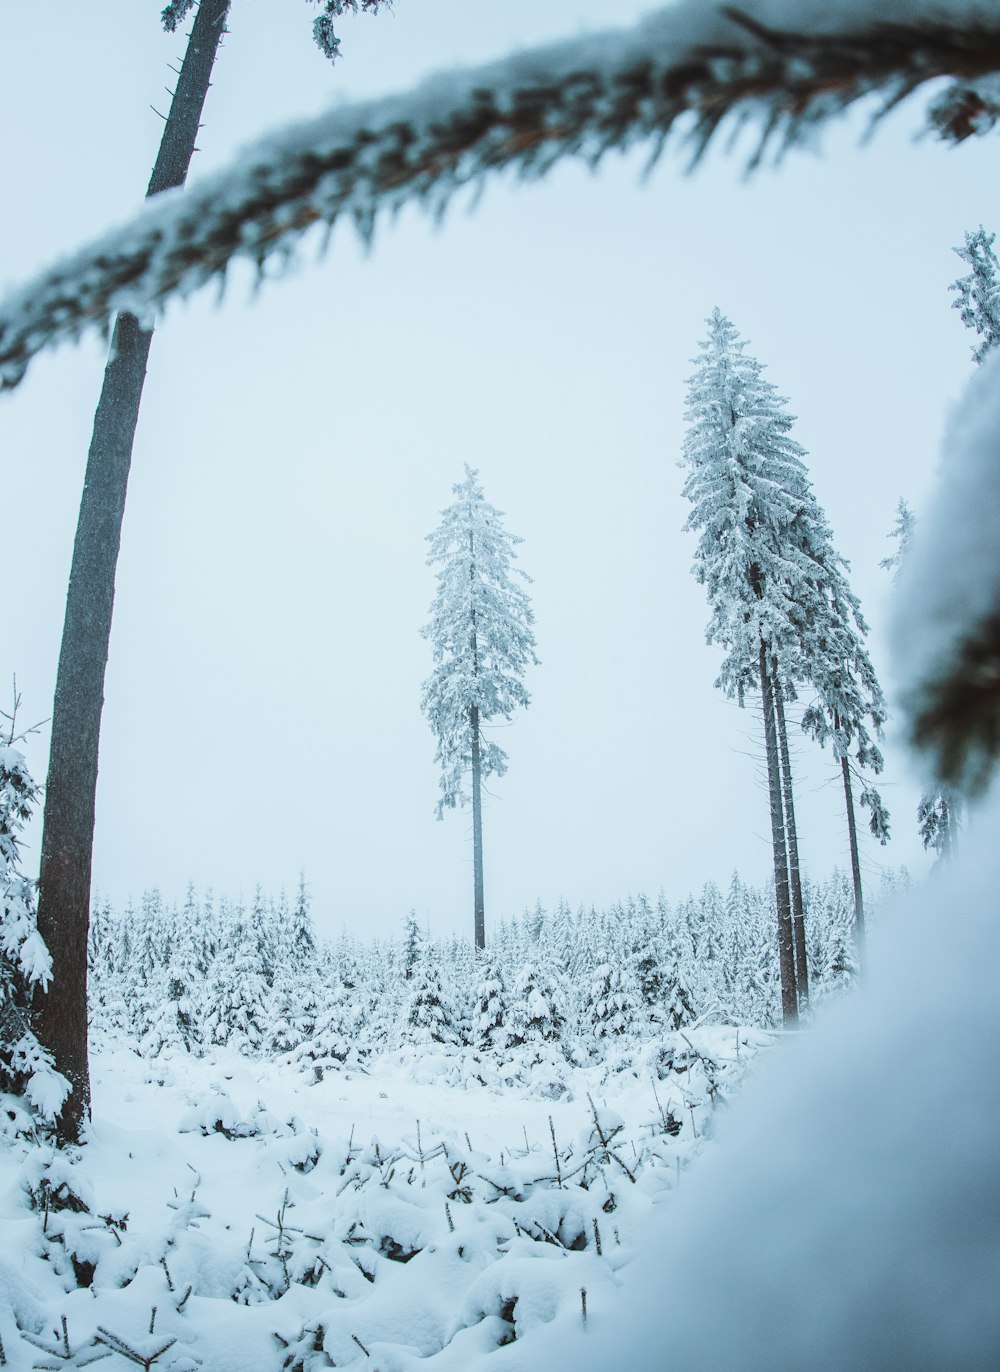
[1, 0, 999, 389]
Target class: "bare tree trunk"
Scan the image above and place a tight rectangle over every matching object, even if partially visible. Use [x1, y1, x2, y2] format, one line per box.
[759, 641, 798, 1027]
[774, 679, 809, 1012]
[840, 753, 866, 959]
[470, 705, 485, 951]
[35, 0, 230, 1143]
[942, 791, 959, 862]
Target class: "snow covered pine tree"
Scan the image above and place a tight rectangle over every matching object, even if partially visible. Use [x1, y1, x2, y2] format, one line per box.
[684, 311, 889, 993]
[421, 466, 538, 950]
[682, 310, 813, 1022]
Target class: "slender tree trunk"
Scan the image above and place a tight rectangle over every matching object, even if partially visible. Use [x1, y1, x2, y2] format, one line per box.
[759, 641, 798, 1027]
[470, 705, 485, 951]
[942, 792, 958, 863]
[840, 753, 866, 959]
[35, 0, 230, 1143]
[774, 679, 809, 1011]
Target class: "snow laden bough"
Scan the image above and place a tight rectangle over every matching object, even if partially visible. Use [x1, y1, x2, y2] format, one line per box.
[1, 0, 1000, 389]
[893, 347, 1000, 795]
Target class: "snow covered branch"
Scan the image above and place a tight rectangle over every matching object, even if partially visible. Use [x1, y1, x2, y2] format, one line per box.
[2, 0, 1000, 388]
[893, 348, 1000, 795]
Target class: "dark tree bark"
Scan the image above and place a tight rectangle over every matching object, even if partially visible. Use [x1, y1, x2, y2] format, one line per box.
[35, 0, 230, 1143]
[774, 678, 809, 1012]
[470, 705, 485, 952]
[830, 707, 866, 961]
[942, 794, 957, 862]
[759, 640, 799, 1027]
[467, 526, 487, 952]
[840, 753, 866, 959]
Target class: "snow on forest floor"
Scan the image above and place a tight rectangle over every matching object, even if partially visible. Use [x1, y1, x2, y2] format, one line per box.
[0, 1028, 771, 1371]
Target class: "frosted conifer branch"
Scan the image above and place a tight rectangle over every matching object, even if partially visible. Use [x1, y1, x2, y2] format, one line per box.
[162, 0, 391, 58]
[927, 70, 1000, 140]
[161, 0, 198, 33]
[893, 348, 1000, 794]
[311, 2, 395, 62]
[2, 1, 1000, 389]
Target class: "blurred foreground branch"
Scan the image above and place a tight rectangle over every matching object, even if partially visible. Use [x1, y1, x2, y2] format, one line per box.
[1, 1, 999, 388]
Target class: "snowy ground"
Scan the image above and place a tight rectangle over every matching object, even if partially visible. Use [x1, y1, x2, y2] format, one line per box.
[0, 1028, 768, 1371]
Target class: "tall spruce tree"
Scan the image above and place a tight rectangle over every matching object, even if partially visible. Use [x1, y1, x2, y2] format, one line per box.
[420, 466, 538, 950]
[682, 309, 888, 1007]
[681, 309, 834, 1024]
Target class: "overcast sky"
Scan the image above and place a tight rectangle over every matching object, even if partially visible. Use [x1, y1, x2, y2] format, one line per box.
[3, 1, 998, 941]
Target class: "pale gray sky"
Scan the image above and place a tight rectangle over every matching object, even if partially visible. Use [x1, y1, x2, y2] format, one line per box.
[3, 1, 997, 939]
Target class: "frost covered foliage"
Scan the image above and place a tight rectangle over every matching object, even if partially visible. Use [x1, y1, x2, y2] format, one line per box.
[894, 345, 1000, 791]
[683, 310, 888, 823]
[310, 1, 394, 62]
[879, 495, 916, 577]
[420, 465, 537, 816]
[682, 308, 836, 702]
[684, 312, 884, 733]
[3, 1, 1000, 387]
[87, 872, 894, 1070]
[891, 223, 1000, 795]
[161, 0, 392, 63]
[160, 0, 199, 31]
[0, 742, 69, 1126]
[950, 224, 1000, 363]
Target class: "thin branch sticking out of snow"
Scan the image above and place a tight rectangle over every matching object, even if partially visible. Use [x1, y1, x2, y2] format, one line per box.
[2, 1, 1000, 389]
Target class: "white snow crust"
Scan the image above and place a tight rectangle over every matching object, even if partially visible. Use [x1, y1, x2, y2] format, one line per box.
[502, 801, 1000, 1371]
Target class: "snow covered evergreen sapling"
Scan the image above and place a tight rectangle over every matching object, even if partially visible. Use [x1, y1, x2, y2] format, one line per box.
[1, 693, 68, 1125]
[421, 466, 538, 949]
[474, 948, 510, 1053]
[401, 949, 456, 1047]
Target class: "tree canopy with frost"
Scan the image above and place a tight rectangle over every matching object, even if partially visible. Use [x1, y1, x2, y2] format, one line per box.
[421, 466, 537, 950]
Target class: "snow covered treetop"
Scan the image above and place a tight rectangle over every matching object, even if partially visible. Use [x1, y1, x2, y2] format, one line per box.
[421, 465, 537, 815]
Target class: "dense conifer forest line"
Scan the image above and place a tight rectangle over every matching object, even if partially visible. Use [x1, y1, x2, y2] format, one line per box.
[85, 872, 905, 1068]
